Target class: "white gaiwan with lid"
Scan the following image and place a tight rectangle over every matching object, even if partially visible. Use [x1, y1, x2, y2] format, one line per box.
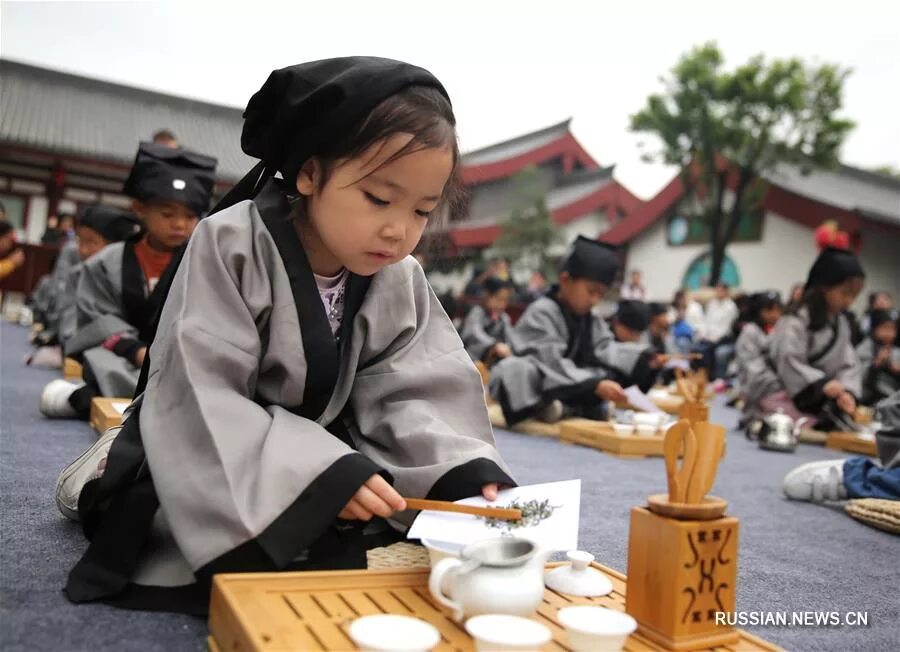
[544, 551, 613, 597]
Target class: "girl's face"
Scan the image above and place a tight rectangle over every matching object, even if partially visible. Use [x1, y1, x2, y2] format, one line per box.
[132, 200, 199, 251]
[760, 304, 783, 326]
[484, 288, 512, 314]
[296, 133, 453, 277]
[873, 321, 897, 346]
[76, 226, 110, 261]
[823, 277, 864, 315]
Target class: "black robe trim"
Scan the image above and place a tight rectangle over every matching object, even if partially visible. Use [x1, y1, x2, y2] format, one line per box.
[120, 237, 179, 346]
[793, 377, 829, 414]
[426, 458, 516, 502]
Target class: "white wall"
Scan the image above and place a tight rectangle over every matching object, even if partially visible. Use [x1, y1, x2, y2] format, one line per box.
[627, 210, 850, 303]
[858, 224, 900, 304]
[26, 196, 49, 244]
[554, 211, 609, 256]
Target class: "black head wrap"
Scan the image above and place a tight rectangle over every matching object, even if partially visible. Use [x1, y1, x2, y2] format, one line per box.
[870, 309, 897, 331]
[615, 300, 651, 332]
[123, 142, 217, 217]
[805, 247, 865, 290]
[214, 57, 449, 214]
[558, 236, 619, 285]
[79, 204, 142, 242]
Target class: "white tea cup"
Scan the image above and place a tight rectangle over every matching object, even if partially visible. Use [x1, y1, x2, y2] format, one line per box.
[465, 614, 551, 651]
[557, 606, 637, 652]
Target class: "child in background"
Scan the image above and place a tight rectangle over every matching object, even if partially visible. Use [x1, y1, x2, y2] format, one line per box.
[31, 205, 142, 350]
[770, 247, 864, 429]
[58, 57, 513, 615]
[856, 309, 900, 405]
[39, 143, 216, 419]
[460, 276, 519, 365]
[489, 236, 628, 425]
[0, 221, 25, 280]
[735, 291, 784, 423]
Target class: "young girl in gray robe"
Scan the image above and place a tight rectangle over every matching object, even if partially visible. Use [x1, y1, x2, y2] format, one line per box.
[460, 277, 520, 365]
[770, 247, 865, 428]
[856, 309, 900, 405]
[735, 291, 783, 418]
[59, 57, 514, 615]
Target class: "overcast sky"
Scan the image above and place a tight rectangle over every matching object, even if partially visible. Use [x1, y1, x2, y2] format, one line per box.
[2, 0, 898, 198]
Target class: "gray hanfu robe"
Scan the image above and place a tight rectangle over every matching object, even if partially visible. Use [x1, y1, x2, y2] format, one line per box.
[488, 294, 652, 424]
[771, 307, 862, 414]
[66, 181, 513, 614]
[31, 242, 81, 340]
[735, 322, 783, 411]
[460, 305, 520, 363]
[65, 240, 163, 399]
[856, 338, 900, 405]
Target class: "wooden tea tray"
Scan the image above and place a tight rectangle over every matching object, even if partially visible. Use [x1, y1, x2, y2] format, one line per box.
[560, 419, 669, 458]
[826, 432, 877, 457]
[89, 397, 129, 434]
[63, 357, 83, 381]
[207, 562, 781, 652]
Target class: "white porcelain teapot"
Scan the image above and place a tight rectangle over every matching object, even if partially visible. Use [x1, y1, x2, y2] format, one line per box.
[428, 537, 549, 622]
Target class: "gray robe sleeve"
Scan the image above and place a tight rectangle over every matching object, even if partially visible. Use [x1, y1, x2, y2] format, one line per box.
[349, 262, 515, 509]
[835, 316, 863, 397]
[140, 216, 383, 572]
[66, 244, 138, 356]
[736, 324, 782, 405]
[460, 305, 498, 362]
[772, 314, 828, 411]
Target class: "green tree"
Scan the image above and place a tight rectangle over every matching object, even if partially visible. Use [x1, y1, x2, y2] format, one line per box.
[492, 167, 562, 278]
[631, 42, 854, 284]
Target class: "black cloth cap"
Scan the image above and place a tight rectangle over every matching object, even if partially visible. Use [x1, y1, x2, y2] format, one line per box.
[648, 301, 668, 317]
[558, 236, 619, 285]
[241, 57, 449, 190]
[123, 142, 217, 217]
[79, 204, 142, 242]
[805, 247, 865, 290]
[870, 309, 898, 330]
[483, 277, 513, 295]
[616, 300, 651, 332]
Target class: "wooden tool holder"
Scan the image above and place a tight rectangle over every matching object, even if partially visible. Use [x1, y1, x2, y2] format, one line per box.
[626, 506, 739, 650]
[677, 401, 709, 424]
[89, 397, 129, 434]
[63, 357, 83, 381]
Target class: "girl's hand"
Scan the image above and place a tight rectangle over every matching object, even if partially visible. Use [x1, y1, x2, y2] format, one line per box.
[836, 391, 856, 415]
[338, 474, 406, 522]
[492, 343, 513, 359]
[823, 380, 844, 399]
[482, 483, 500, 501]
[595, 380, 626, 403]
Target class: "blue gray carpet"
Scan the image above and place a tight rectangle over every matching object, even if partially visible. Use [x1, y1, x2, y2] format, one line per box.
[1, 322, 896, 651]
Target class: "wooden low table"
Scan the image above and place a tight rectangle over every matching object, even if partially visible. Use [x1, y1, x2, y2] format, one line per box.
[826, 432, 878, 457]
[89, 397, 130, 434]
[207, 563, 780, 652]
[63, 357, 83, 381]
[560, 419, 670, 458]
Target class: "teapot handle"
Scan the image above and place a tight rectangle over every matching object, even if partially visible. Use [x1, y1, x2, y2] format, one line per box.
[429, 557, 479, 621]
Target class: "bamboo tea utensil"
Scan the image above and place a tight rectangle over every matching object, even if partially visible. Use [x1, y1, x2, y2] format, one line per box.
[663, 420, 697, 503]
[674, 368, 696, 402]
[403, 498, 522, 521]
[684, 422, 726, 504]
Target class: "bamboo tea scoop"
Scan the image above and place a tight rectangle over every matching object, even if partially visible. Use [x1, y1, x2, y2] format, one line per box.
[663, 420, 697, 503]
[684, 422, 726, 504]
[404, 498, 522, 521]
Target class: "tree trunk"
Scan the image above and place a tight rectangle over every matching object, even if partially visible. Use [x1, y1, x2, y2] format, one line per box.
[710, 168, 753, 285]
[707, 171, 728, 286]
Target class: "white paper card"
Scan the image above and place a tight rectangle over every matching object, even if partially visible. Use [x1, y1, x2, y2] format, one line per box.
[112, 402, 129, 415]
[664, 357, 691, 371]
[624, 385, 665, 414]
[407, 479, 581, 551]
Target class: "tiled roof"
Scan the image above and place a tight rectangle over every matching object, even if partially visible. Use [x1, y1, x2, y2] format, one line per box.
[461, 119, 572, 167]
[0, 59, 256, 182]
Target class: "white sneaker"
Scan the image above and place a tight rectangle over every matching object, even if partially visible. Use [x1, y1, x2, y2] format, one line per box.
[537, 400, 564, 424]
[39, 379, 81, 418]
[783, 460, 848, 503]
[55, 426, 121, 521]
